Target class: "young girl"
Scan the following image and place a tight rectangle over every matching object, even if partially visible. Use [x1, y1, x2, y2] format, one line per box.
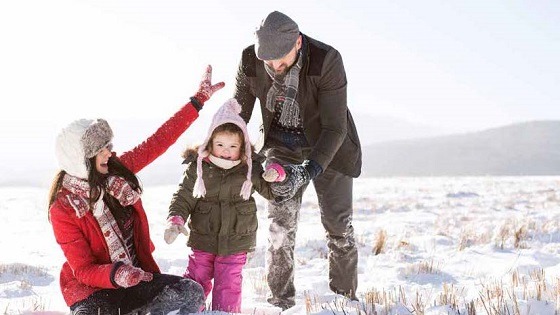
[164, 98, 285, 313]
[48, 66, 224, 315]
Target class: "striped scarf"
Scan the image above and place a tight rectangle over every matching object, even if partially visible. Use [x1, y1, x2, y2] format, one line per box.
[62, 174, 141, 264]
[264, 50, 303, 128]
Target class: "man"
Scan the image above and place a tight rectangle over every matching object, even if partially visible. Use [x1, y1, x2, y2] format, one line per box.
[233, 11, 362, 310]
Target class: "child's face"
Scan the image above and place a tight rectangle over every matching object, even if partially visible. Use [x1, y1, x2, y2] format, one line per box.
[211, 132, 242, 161]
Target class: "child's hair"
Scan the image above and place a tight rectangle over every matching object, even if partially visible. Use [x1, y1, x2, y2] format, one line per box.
[206, 123, 246, 159]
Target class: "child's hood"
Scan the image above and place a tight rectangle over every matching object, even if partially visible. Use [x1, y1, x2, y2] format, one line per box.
[181, 146, 201, 164]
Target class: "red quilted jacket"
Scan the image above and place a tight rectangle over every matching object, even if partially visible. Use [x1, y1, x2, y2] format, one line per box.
[49, 103, 199, 306]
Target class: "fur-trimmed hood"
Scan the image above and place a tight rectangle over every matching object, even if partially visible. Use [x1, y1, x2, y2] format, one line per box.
[181, 146, 200, 163]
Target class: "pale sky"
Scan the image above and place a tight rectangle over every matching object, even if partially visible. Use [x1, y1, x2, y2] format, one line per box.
[1, 0, 559, 136]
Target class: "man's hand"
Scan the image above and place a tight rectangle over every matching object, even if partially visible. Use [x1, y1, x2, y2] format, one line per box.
[270, 164, 309, 203]
[270, 160, 322, 203]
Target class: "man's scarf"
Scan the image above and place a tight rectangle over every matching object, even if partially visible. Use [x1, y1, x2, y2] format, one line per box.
[264, 50, 303, 128]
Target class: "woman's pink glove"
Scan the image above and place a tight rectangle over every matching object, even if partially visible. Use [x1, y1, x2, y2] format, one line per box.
[192, 65, 225, 105]
[262, 163, 287, 182]
[114, 264, 153, 288]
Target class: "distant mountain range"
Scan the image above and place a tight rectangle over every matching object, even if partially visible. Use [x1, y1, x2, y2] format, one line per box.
[2, 119, 560, 188]
[361, 120, 560, 177]
[351, 114, 452, 145]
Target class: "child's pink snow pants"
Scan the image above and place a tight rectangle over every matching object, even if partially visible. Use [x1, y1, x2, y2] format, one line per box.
[184, 249, 247, 313]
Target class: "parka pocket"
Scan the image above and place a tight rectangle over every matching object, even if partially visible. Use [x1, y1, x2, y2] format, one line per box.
[189, 202, 214, 235]
[329, 111, 362, 177]
[233, 201, 258, 235]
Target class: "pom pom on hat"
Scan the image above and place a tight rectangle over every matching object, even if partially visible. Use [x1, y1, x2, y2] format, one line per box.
[193, 98, 253, 200]
[55, 118, 113, 179]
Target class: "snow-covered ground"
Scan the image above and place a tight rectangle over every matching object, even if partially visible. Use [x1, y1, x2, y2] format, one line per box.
[2, 176, 560, 314]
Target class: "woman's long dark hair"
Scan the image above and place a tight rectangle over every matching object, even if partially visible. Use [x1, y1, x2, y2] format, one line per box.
[87, 155, 142, 209]
[47, 155, 142, 221]
[48, 170, 66, 209]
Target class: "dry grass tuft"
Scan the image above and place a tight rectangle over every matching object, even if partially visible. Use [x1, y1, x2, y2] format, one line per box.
[244, 268, 268, 297]
[437, 283, 462, 312]
[0, 263, 48, 277]
[373, 229, 387, 255]
[404, 258, 441, 276]
[514, 226, 527, 249]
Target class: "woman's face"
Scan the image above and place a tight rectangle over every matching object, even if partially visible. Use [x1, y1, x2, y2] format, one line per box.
[94, 144, 113, 174]
[211, 132, 242, 161]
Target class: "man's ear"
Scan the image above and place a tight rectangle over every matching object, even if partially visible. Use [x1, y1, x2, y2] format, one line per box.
[296, 35, 303, 50]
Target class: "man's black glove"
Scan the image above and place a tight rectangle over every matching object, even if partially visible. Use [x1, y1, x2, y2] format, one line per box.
[270, 160, 322, 203]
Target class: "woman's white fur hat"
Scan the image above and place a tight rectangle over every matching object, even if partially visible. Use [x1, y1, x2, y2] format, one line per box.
[193, 98, 253, 200]
[55, 118, 113, 179]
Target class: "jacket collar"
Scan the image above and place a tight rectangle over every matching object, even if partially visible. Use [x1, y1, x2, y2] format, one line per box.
[300, 33, 310, 75]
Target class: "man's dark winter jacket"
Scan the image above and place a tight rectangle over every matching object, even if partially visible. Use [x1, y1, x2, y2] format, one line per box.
[234, 34, 362, 177]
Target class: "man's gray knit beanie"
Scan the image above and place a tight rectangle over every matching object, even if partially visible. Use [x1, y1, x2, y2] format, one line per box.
[255, 11, 299, 60]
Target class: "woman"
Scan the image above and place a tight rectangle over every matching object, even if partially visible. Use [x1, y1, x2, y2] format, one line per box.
[48, 66, 223, 315]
